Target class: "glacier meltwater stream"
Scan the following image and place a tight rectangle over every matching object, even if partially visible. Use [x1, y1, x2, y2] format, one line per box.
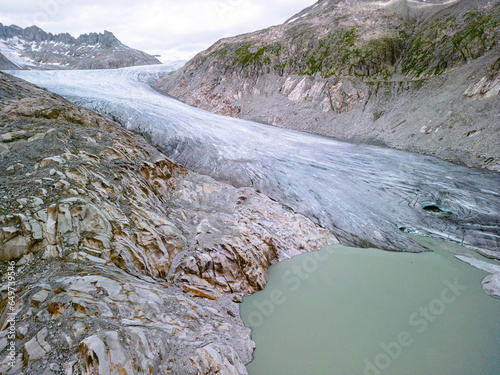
[7, 65, 500, 374]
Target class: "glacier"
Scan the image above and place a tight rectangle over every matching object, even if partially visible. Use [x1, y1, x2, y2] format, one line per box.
[7, 64, 500, 253]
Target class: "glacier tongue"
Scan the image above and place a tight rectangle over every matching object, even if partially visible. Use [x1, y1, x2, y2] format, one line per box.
[8, 64, 500, 253]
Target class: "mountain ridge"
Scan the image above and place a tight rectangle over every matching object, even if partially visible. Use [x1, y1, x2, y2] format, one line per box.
[0, 23, 161, 70]
[156, 0, 500, 171]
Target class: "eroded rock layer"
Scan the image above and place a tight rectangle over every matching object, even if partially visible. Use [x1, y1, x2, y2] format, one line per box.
[0, 72, 337, 374]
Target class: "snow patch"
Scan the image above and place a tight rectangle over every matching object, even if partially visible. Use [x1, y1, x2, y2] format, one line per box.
[0, 38, 35, 68]
[456, 255, 500, 274]
[287, 14, 307, 23]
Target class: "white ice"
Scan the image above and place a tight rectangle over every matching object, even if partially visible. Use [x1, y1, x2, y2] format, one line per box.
[6, 64, 500, 252]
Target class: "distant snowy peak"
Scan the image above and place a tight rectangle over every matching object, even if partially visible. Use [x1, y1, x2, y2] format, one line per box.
[0, 23, 161, 70]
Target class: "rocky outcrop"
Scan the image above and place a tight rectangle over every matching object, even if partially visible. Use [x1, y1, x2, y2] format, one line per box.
[156, 0, 500, 171]
[0, 72, 337, 374]
[456, 255, 500, 299]
[0, 24, 161, 70]
[0, 52, 18, 70]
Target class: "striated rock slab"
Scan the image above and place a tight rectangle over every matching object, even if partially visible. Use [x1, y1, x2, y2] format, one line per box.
[0, 72, 337, 374]
[23, 328, 51, 364]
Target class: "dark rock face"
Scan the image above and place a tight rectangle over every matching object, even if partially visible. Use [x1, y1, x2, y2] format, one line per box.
[0, 23, 161, 70]
[156, 0, 500, 171]
[0, 52, 18, 70]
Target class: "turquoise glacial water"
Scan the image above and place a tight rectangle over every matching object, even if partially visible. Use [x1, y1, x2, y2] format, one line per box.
[240, 236, 500, 375]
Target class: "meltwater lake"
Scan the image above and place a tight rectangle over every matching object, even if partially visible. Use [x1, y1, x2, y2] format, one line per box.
[240, 236, 500, 375]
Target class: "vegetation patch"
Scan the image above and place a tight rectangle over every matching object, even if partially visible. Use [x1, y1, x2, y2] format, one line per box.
[401, 4, 500, 77]
[204, 3, 500, 80]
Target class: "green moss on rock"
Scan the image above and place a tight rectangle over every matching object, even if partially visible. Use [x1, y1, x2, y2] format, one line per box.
[203, 3, 499, 81]
[401, 4, 500, 77]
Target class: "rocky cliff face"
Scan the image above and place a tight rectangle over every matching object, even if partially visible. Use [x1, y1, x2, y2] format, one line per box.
[0, 72, 336, 374]
[0, 24, 161, 70]
[0, 52, 18, 70]
[156, 0, 500, 171]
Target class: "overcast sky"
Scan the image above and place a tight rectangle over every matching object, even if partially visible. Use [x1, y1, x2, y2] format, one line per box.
[1, 0, 315, 62]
